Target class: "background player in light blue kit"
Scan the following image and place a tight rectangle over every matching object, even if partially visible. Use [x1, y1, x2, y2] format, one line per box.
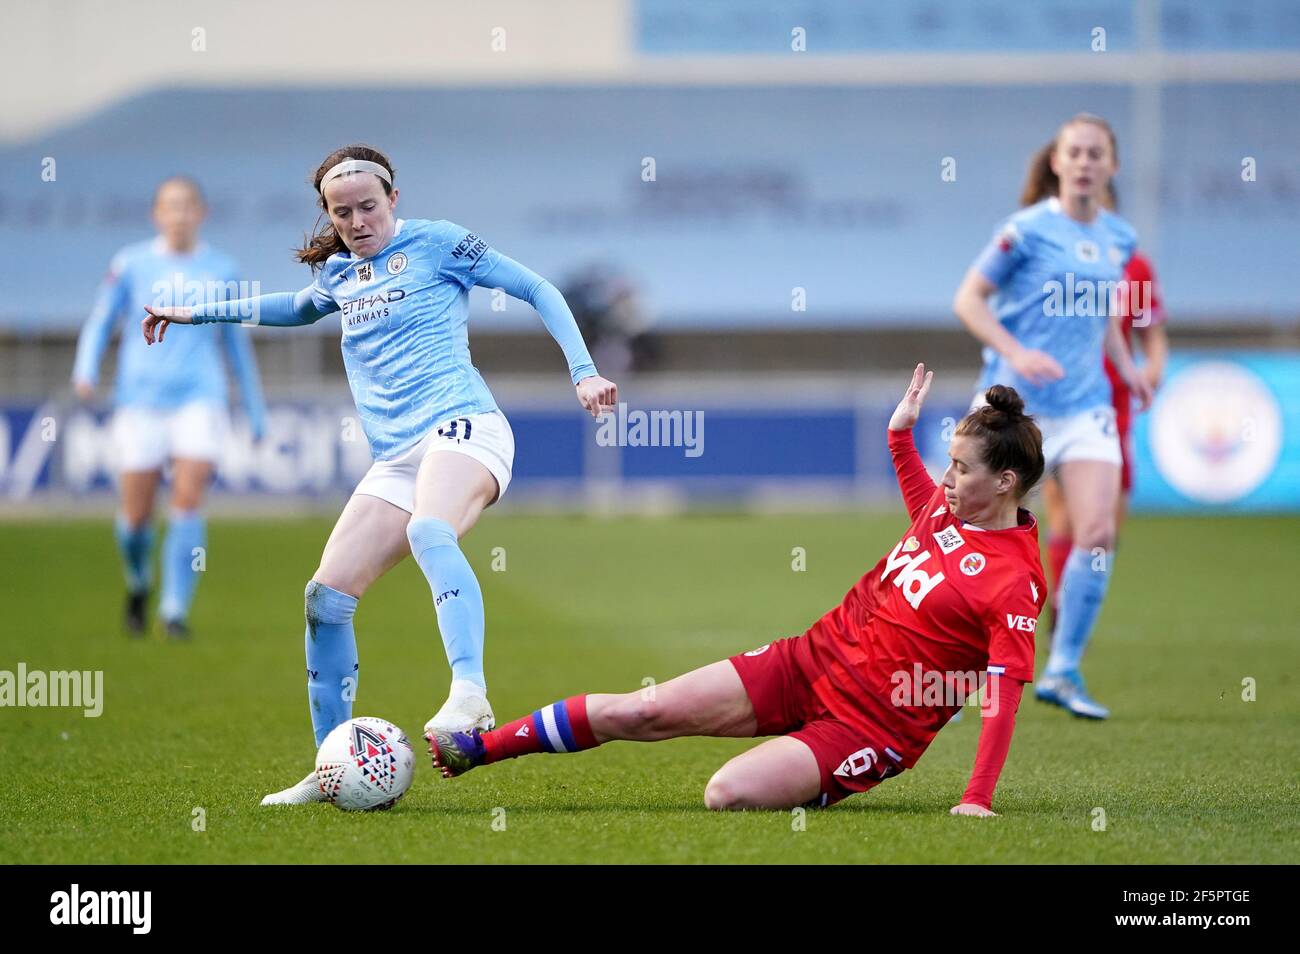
[73, 176, 266, 639]
[142, 144, 619, 804]
[952, 114, 1154, 720]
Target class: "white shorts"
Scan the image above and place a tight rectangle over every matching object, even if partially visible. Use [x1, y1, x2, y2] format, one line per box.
[352, 410, 515, 514]
[112, 401, 229, 472]
[1038, 406, 1123, 472]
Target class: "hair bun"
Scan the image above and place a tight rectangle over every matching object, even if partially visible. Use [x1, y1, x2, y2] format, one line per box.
[983, 385, 1026, 423]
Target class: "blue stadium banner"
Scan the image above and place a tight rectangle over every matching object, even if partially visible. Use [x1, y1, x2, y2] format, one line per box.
[3, 356, 1295, 512]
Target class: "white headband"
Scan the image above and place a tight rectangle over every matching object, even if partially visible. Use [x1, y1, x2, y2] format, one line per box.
[319, 158, 392, 193]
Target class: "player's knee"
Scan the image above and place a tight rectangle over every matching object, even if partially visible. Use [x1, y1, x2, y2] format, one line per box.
[304, 579, 357, 627]
[1074, 521, 1116, 554]
[704, 772, 743, 811]
[171, 488, 204, 511]
[406, 516, 459, 554]
[304, 581, 329, 626]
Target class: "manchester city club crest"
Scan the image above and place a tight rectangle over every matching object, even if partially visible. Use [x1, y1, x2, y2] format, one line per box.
[387, 251, 407, 275]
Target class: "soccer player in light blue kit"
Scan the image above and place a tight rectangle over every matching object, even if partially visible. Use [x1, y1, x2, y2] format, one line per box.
[953, 115, 1153, 720]
[73, 176, 266, 639]
[142, 145, 618, 804]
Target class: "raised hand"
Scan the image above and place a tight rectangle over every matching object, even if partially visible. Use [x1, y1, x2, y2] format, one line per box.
[888, 362, 934, 432]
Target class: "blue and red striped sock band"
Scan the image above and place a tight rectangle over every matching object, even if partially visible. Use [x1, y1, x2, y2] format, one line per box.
[482, 695, 598, 764]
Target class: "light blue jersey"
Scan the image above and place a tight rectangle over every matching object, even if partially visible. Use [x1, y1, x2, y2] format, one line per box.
[73, 238, 266, 433]
[191, 218, 598, 460]
[972, 197, 1137, 418]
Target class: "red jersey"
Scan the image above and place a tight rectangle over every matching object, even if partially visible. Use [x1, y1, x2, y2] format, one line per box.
[802, 429, 1045, 767]
[1104, 251, 1164, 402]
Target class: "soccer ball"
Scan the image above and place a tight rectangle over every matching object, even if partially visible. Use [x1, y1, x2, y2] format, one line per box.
[315, 717, 415, 811]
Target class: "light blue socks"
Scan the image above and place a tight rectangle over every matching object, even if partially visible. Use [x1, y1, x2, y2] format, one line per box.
[158, 509, 205, 623]
[304, 580, 359, 747]
[1045, 545, 1112, 677]
[114, 513, 153, 594]
[407, 517, 486, 689]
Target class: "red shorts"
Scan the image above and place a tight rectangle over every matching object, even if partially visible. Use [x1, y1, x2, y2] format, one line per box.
[729, 636, 906, 807]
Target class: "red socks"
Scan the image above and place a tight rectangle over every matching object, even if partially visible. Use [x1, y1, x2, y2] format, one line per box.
[1047, 535, 1073, 611]
[482, 695, 599, 764]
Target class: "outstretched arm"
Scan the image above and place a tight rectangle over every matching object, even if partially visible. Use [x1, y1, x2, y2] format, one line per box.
[951, 675, 1025, 817]
[887, 363, 940, 522]
[143, 286, 333, 343]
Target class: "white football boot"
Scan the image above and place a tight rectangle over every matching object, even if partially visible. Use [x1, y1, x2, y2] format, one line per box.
[260, 770, 328, 806]
[424, 679, 496, 735]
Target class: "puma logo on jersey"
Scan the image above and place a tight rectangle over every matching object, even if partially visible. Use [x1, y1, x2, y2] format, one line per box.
[930, 504, 948, 519]
[516, 724, 530, 738]
[1006, 614, 1037, 633]
[1030, 580, 1039, 603]
[882, 540, 945, 610]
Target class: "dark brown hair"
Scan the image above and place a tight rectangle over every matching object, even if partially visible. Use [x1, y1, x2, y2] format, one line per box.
[955, 385, 1044, 498]
[295, 144, 396, 268]
[1019, 113, 1119, 207]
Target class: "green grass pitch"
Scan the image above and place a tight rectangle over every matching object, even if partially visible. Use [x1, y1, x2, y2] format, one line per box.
[1, 512, 1296, 863]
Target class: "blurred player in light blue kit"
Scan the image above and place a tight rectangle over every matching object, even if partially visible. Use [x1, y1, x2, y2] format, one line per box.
[73, 176, 266, 639]
[142, 145, 618, 804]
[953, 114, 1154, 720]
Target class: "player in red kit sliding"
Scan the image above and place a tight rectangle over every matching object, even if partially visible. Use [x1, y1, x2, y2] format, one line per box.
[429, 365, 1048, 815]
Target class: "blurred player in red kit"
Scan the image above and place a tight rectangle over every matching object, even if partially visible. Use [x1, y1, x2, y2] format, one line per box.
[428, 365, 1048, 816]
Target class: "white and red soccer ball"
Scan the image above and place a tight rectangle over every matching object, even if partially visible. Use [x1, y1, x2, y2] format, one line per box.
[315, 717, 415, 811]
